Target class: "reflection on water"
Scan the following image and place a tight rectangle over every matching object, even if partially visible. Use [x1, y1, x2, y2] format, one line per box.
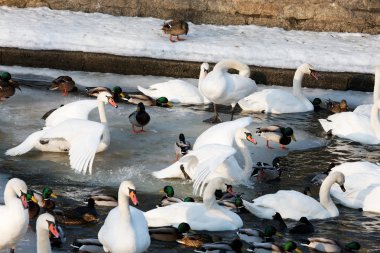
[0, 79, 379, 252]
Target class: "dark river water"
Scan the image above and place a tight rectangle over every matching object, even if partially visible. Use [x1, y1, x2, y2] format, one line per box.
[0, 78, 379, 253]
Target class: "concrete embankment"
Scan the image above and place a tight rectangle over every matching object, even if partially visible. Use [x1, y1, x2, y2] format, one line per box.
[0, 47, 375, 92]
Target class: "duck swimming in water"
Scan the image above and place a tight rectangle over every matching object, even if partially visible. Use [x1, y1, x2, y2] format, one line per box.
[162, 19, 189, 42]
[256, 125, 296, 149]
[0, 72, 21, 101]
[49, 76, 77, 96]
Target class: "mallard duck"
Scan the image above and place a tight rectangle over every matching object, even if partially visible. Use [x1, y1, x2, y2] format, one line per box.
[26, 191, 40, 219]
[326, 99, 349, 113]
[158, 185, 194, 207]
[289, 216, 314, 234]
[174, 133, 192, 161]
[53, 198, 99, 225]
[32, 187, 58, 210]
[251, 161, 281, 182]
[237, 225, 279, 244]
[0, 72, 21, 100]
[256, 125, 296, 149]
[312, 98, 323, 112]
[113, 86, 173, 107]
[177, 232, 221, 248]
[129, 102, 150, 133]
[49, 76, 77, 96]
[162, 19, 189, 42]
[70, 238, 104, 253]
[194, 238, 243, 253]
[149, 222, 190, 242]
[247, 241, 302, 253]
[301, 238, 361, 253]
[311, 162, 335, 185]
[271, 212, 287, 232]
[88, 194, 118, 207]
[218, 195, 244, 213]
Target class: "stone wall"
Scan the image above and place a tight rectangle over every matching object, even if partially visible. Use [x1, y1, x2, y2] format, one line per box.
[0, 0, 379, 34]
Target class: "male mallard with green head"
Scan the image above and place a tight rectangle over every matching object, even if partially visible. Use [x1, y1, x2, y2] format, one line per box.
[174, 133, 192, 161]
[162, 19, 189, 42]
[0, 72, 21, 100]
[113, 86, 172, 107]
[301, 238, 360, 253]
[256, 125, 296, 149]
[50, 76, 77, 96]
[129, 102, 151, 133]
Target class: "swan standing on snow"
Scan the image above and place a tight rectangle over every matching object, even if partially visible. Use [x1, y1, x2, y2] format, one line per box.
[137, 63, 210, 105]
[318, 66, 380, 144]
[238, 63, 318, 114]
[199, 59, 257, 123]
[5, 87, 118, 174]
[152, 117, 256, 185]
[36, 213, 60, 253]
[0, 178, 29, 252]
[98, 181, 150, 253]
[144, 177, 243, 231]
[243, 171, 346, 220]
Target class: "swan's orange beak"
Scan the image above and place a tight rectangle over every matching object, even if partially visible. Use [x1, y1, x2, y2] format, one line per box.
[129, 190, 139, 206]
[245, 132, 257, 144]
[310, 70, 318, 80]
[48, 221, 60, 238]
[108, 97, 118, 108]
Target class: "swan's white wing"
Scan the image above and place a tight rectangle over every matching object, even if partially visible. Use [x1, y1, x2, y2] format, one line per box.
[45, 100, 98, 127]
[179, 144, 236, 195]
[224, 74, 257, 103]
[5, 129, 46, 156]
[193, 117, 253, 149]
[42, 119, 105, 174]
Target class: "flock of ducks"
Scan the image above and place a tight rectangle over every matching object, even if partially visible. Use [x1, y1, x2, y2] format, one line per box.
[1, 60, 379, 253]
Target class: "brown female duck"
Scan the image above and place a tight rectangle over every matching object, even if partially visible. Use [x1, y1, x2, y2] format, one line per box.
[49, 76, 77, 96]
[326, 99, 348, 113]
[162, 19, 189, 42]
[0, 72, 21, 100]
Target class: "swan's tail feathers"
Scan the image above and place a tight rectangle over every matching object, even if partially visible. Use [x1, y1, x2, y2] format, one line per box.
[152, 161, 186, 179]
[318, 119, 333, 133]
[5, 130, 45, 156]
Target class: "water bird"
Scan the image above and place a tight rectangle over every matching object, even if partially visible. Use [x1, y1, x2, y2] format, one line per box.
[36, 213, 60, 253]
[49, 76, 77, 96]
[289, 216, 315, 234]
[310, 162, 335, 185]
[256, 125, 296, 149]
[98, 181, 150, 253]
[138, 63, 210, 105]
[162, 19, 189, 42]
[239, 63, 318, 113]
[237, 225, 279, 244]
[177, 231, 221, 248]
[243, 171, 346, 220]
[70, 238, 104, 253]
[5, 87, 118, 174]
[271, 212, 287, 232]
[129, 102, 150, 133]
[53, 198, 99, 225]
[251, 161, 281, 182]
[301, 238, 361, 253]
[0, 178, 29, 252]
[326, 99, 349, 113]
[194, 238, 243, 253]
[318, 66, 380, 144]
[144, 177, 243, 231]
[174, 133, 192, 161]
[26, 191, 40, 219]
[0, 71, 21, 100]
[87, 194, 118, 207]
[199, 59, 257, 123]
[149, 222, 190, 242]
[112, 86, 173, 107]
[159, 185, 184, 207]
[247, 241, 302, 253]
[32, 186, 57, 210]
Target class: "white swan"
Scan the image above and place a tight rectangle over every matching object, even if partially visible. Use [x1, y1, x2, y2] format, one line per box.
[318, 66, 380, 144]
[152, 117, 256, 184]
[137, 63, 210, 105]
[36, 213, 60, 253]
[199, 59, 257, 122]
[98, 181, 150, 253]
[238, 63, 318, 114]
[243, 171, 346, 220]
[0, 178, 29, 252]
[5, 87, 118, 174]
[329, 161, 380, 211]
[144, 177, 243, 231]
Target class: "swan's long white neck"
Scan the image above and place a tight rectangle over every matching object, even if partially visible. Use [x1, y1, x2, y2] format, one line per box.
[37, 226, 52, 253]
[213, 59, 250, 78]
[319, 173, 339, 216]
[234, 134, 253, 177]
[292, 67, 305, 97]
[198, 65, 209, 96]
[97, 100, 108, 124]
[371, 67, 380, 138]
[203, 180, 222, 210]
[118, 188, 131, 221]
